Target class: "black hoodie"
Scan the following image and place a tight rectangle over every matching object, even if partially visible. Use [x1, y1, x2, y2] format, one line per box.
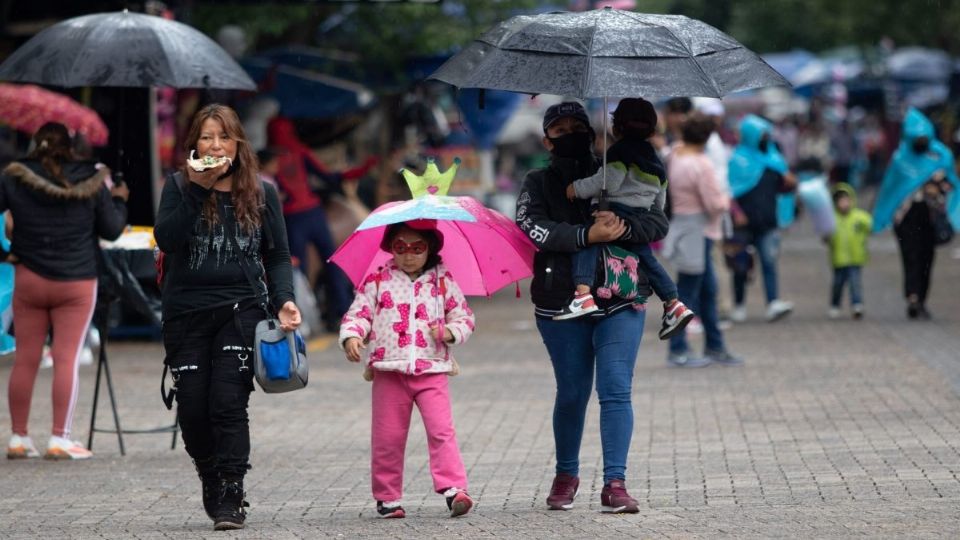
[515, 155, 669, 317]
[0, 159, 127, 280]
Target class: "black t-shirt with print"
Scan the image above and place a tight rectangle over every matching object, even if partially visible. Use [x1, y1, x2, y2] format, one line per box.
[154, 176, 295, 321]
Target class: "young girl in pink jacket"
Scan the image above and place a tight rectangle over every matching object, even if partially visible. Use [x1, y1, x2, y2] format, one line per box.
[340, 220, 475, 519]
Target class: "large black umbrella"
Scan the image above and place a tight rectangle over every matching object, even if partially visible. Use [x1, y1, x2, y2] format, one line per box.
[430, 7, 788, 204]
[0, 10, 255, 90]
[0, 10, 256, 183]
[430, 7, 787, 98]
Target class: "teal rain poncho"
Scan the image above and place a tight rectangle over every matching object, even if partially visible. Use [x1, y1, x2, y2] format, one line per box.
[728, 114, 793, 228]
[872, 107, 960, 232]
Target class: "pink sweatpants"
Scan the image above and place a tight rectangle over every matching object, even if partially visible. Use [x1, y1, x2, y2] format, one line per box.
[371, 371, 468, 502]
[8, 266, 97, 438]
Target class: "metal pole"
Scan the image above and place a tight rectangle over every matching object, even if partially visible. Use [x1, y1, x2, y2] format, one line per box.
[599, 96, 609, 211]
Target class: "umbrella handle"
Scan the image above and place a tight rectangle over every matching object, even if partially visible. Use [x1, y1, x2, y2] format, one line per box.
[599, 96, 609, 212]
[597, 189, 610, 211]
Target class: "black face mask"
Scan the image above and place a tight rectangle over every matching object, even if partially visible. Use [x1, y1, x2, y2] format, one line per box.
[758, 139, 770, 152]
[548, 132, 593, 159]
[217, 157, 239, 181]
[912, 138, 931, 155]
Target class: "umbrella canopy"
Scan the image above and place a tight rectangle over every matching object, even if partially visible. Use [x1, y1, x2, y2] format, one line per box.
[0, 10, 255, 90]
[429, 7, 788, 99]
[0, 84, 109, 145]
[330, 197, 536, 297]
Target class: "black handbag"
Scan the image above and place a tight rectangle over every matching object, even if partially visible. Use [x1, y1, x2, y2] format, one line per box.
[930, 206, 954, 246]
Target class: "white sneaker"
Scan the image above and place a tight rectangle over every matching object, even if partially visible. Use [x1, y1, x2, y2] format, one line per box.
[730, 305, 747, 323]
[87, 327, 101, 348]
[852, 304, 864, 320]
[44, 435, 93, 460]
[827, 307, 841, 319]
[40, 346, 53, 369]
[766, 299, 794, 322]
[553, 293, 599, 320]
[686, 317, 704, 334]
[7, 434, 40, 459]
[79, 346, 94, 366]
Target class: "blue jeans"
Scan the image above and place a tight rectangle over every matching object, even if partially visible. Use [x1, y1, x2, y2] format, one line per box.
[536, 308, 645, 483]
[831, 266, 863, 307]
[670, 239, 725, 354]
[732, 229, 780, 304]
[572, 244, 677, 301]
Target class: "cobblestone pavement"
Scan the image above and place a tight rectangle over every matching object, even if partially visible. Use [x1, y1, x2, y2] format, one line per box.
[2, 229, 960, 538]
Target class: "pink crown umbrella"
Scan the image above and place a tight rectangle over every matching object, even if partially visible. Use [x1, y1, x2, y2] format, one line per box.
[329, 158, 536, 297]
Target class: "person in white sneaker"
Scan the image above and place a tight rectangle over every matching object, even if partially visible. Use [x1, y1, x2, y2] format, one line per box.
[727, 115, 797, 323]
[3, 123, 128, 463]
[825, 184, 872, 320]
[665, 115, 741, 367]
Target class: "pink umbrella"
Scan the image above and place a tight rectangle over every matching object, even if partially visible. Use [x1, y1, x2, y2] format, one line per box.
[330, 196, 536, 297]
[0, 84, 109, 145]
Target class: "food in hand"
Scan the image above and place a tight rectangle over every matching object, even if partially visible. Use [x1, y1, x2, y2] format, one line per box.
[186, 150, 231, 171]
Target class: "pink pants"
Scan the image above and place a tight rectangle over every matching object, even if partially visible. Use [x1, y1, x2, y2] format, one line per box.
[8, 266, 97, 438]
[371, 371, 467, 502]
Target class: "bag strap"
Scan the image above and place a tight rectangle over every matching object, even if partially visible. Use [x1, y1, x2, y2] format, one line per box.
[220, 201, 274, 321]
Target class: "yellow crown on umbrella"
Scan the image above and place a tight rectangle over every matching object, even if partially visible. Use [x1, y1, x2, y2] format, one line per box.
[401, 157, 460, 198]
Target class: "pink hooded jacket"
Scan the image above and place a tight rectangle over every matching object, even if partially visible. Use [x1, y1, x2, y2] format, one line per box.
[339, 261, 475, 375]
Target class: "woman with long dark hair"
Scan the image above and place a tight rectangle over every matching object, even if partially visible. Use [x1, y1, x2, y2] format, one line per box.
[155, 103, 301, 531]
[2, 122, 128, 460]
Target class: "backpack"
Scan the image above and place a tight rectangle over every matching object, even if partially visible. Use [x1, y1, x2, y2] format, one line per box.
[154, 172, 274, 289]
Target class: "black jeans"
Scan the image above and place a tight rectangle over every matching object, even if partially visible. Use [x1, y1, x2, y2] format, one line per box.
[894, 203, 936, 304]
[163, 301, 262, 479]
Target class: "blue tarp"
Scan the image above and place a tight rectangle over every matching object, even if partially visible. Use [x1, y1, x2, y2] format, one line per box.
[241, 57, 375, 119]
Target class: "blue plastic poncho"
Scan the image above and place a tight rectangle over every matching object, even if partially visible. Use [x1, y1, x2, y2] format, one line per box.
[0, 213, 15, 354]
[872, 107, 960, 232]
[728, 115, 794, 228]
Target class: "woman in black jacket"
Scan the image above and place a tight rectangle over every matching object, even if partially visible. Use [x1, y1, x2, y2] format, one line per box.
[2, 122, 127, 461]
[516, 102, 668, 514]
[154, 104, 301, 531]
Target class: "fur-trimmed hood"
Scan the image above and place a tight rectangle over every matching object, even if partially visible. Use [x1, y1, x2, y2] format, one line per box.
[3, 160, 109, 200]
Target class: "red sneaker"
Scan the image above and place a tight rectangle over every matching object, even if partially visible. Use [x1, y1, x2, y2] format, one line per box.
[546, 473, 580, 510]
[659, 300, 695, 340]
[445, 490, 473, 517]
[553, 293, 599, 320]
[600, 480, 639, 514]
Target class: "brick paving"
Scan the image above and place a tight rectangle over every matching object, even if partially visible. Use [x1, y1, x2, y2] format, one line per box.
[2, 228, 960, 538]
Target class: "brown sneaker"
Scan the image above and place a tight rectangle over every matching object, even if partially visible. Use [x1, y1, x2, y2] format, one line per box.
[600, 479, 639, 513]
[546, 473, 580, 510]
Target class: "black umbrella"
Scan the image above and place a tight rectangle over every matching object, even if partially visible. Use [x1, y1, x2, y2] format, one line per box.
[0, 10, 256, 184]
[430, 7, 787, 98]
[430, 7, 789, 204]
[0, 10, 255, 90]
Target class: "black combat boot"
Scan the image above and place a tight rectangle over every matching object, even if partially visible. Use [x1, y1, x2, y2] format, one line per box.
[194, 457, 219, 521]
[213, 479, 248, 531]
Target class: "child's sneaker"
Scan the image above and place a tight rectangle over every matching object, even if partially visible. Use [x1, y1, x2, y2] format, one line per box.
[852, 304, 864, 319]
[600, 479, 639, 514]
[7, 434, 39, 459]
[553, 292, 599, 320]
[44, 435, 93, 460]
[659, 300, 695, 340]
[444, 488, 473, 517]
[376, 500, 405, 518]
